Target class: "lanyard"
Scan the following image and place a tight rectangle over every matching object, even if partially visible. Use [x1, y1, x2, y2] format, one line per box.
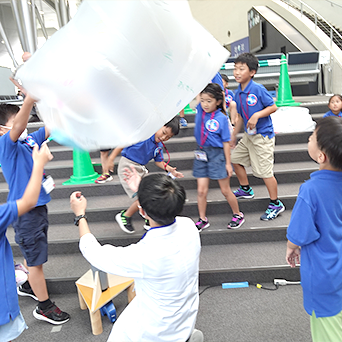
[200, 111, 215, 147]
[239, 92, 250, 120]
[140, 220, 176, 240]
[155, 140, 170, 170]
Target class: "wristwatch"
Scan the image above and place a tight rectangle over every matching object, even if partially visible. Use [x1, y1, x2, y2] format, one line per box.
[74, 214, 87, 226]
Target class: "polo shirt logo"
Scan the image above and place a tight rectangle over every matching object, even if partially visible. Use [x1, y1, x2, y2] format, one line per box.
[206, 119, 219, 132]
[247, 94, 258, 106]
[228, 94, 233, 102]
[154, 146, 163, 157]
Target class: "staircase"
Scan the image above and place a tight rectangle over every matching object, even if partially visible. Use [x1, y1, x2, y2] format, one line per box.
[5, 97, 327, 295]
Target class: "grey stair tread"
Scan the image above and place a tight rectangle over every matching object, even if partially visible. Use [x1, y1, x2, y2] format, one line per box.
[13, 240, 289, 280]
[7, 210, 291, 245]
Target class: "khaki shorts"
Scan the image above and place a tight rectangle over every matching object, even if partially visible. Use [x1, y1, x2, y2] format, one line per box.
[118, 156, 148, 198]
[231, 132, 275, 178]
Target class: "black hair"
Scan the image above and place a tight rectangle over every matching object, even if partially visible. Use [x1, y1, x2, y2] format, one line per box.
[0, 103, 20, 126]
[316, 116, 342, 170]
[220, 74, 229, 83]
[328, 94, 342, 104]
[200, 83, 225, 114]
[164, 116, 180, 136]
[138, 173, 186, 226]
[235, 52, 259, 74]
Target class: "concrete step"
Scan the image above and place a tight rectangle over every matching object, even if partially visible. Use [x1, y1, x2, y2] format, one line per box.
[12, 239, 299, 293]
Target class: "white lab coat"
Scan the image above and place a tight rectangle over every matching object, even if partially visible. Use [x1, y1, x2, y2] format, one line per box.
[79, 216, 201, 342]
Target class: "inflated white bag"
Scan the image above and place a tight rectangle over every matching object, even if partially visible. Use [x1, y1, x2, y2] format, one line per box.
[271, 107, 316, 133]
[16, 0, 229, 150]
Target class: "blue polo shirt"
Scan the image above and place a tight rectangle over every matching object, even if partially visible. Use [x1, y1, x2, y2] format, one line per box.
[323, 110, 342, 118]
[0, 127, 50, 205]
[287, 170, 342, 318]
[0, 201, 20, 325]
[211, 72, 224, 90]
[235, 79, 275, 138]
[225, 89, 235, 108]
[121, 134, 164, 165]
[194, 104, 230, 148]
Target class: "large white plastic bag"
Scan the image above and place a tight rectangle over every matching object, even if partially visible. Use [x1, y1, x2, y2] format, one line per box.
[271, 107, 316, 133]
[16, 0, 229, 151]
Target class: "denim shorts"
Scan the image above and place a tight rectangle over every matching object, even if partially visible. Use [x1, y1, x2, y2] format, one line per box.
[13, 205, 48, 267]
[193, 146, 228, 180]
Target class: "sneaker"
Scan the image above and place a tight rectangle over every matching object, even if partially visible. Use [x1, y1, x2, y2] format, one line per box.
[115, 210, 135, 234]
[180, 117, 188, 127]
[233, 186, 254, 199]
[95, 173, 113, 184]
[260, 201, 285, 221]
[17, 283, 38, 301]
[227, 212, 245, 229]
[33, 302, 70, 325]
[143, 219, 150, 230]
[195, 218, 210, 232]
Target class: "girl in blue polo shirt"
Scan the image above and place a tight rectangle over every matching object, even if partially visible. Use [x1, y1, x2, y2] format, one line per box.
[193, 83, 244, 231]
[323, 94, 342, 118]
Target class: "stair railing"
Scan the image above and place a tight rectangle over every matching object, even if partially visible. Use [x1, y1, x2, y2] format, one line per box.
[280, 0, 342, 48]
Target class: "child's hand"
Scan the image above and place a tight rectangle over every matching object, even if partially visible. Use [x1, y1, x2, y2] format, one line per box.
[229, 135, 237, 148]
[106, 160, 115, 174]
[123, 166, 141, 193]
[286, 246, 301, 268]
[32, 143, 53, 167]
[70, 191, 87, 216]
[169, 166, 184, 178]
[247, 114, 259, 130]
[226, 163, 233, 178]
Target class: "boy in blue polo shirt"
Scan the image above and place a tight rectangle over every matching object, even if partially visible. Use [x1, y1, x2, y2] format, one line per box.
[230, 53, 284, 220]
[286, 116, 342, 342]
[114, 117, 184, 234]
[0, 143, 52, 341]
[0, 96, 69, 324]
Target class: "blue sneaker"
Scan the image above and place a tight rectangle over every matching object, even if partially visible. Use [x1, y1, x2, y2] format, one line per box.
[180, 117, 188, 127]
[233, 186, 254, 199]
[260, 201, 285, 221]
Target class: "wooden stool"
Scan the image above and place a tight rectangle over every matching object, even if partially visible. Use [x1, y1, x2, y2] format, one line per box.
[76, 269, 135, 335]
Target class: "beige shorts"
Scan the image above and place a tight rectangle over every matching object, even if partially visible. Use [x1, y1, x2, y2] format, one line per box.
[231, 132, 275, 178]
[118, 156, 148, 198]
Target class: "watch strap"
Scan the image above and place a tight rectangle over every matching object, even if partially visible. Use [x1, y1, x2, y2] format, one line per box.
[74, 214, 87, 226]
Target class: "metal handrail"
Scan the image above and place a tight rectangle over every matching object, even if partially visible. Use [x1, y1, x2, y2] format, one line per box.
[280, 0, 342, 47]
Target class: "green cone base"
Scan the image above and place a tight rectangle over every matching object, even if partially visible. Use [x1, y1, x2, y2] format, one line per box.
[275, 99, 301, 107]
[63, 172, 99, 185]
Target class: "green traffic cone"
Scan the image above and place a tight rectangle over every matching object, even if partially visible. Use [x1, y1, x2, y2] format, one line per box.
[275, 55, 301, 107]
[183, 104, 195, 114]
[63, 149, 99, 185]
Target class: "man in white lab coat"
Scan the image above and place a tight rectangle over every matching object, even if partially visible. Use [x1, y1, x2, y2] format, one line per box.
[70, 171, 201, 342]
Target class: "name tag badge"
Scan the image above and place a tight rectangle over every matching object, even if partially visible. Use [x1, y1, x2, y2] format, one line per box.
[247, 127, 257, 135]
[42, 175, 55, 194]
[194, 150, 208, 162]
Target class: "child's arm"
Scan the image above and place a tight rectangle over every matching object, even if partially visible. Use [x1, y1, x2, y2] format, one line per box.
[230, 114, 244, 148]
[223, 141, 233, 177]
[247, 104, 277, 131]
[286, 240, 301, 268]
[16, 143, 53, 216]
[106, 147, 123, 173]
[155, 161, 184, 178]
[10, 95, 36, 142]
[229, 101, 238, 126]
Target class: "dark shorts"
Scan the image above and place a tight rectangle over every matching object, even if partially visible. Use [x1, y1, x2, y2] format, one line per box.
[193, 146, 228, 180]
[13, 205, 48, 267]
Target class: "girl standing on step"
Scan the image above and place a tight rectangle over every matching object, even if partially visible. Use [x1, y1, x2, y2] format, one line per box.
[193, 83, 245, 232]
[323, 94, 342, 118]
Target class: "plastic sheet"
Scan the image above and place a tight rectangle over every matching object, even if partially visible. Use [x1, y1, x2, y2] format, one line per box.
[16, 0, 229, 151]
[271, 107, 316, 133]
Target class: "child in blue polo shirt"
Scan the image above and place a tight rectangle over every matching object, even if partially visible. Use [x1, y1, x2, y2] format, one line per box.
[230, 52, 284, 221]
[286, 116, 342, 342]
[115, 116, 184, 234]
[0, 96, 69, 324]
[323, 94, 342, 118]
[193, 83, 244, 231]
[0, 143, 52, 341]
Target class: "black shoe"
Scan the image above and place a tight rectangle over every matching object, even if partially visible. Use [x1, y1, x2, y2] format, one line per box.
[115, 210, 135, 234]
[143, 219, 150, 231]
[33, 302, 70, 325]
[17, 283, 38, 301]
